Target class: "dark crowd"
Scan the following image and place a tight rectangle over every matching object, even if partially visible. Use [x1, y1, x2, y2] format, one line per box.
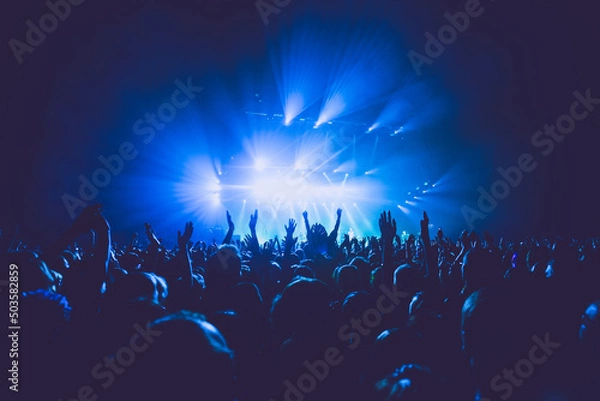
[5, 204, 600, 401]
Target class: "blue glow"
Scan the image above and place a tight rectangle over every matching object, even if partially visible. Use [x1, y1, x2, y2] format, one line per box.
[110, 18, 456, 241]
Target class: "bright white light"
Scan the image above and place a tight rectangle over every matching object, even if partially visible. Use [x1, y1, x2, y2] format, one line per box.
[254, 157, 268, 171]
[294, 158, 307, 171]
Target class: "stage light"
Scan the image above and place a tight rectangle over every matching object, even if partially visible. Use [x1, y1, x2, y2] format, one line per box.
[294, 158, 307, 171]
[254, 157, 268, 171]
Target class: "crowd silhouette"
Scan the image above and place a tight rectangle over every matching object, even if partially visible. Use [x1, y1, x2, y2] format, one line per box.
[5, 204, 600, 400]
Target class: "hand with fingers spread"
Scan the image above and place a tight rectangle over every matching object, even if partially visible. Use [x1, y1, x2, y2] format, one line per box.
[379, 210, 397, 245]
[285, 218, 297, 238]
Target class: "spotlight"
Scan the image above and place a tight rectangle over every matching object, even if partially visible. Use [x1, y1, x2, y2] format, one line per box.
[254, 157, 268, 171]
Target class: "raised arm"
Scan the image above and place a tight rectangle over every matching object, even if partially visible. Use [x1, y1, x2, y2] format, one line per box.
[248, 209, 260, 254]
[329, 208, 342, 243]
[284, 218, 297, 256]
[222, 210, 235, 245]
[378, 210, 397, 285]
[175, 221, 194, 289]
[302, 210, 311, 242]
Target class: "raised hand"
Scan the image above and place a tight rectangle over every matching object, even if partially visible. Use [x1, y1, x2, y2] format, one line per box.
[223, 210, 235, 245]
[285, 218, 297, 237]
[284, 219, 298, 254]
[177, 221, 194, 250]
[336, 208, 342, 218]
[249, 209, 258, 232]
[420, 211, 429, 233]
[378, 210, 397, 244]
[226, 211, 234, 231]
[420, 211, 431, 248]
[302, 210, 308, 221]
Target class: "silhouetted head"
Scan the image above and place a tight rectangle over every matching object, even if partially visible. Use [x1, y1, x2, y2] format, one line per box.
[205, 245, 242, 288]
[271, 277, 331, 337]
[117, 311, 234, 401]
